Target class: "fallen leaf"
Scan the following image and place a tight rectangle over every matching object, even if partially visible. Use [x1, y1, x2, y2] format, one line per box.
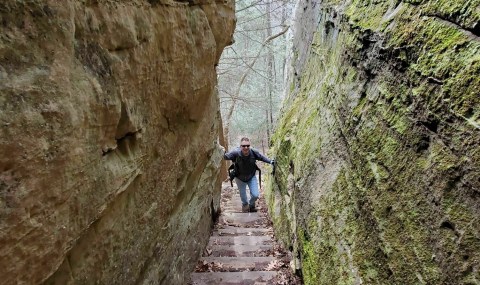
[265, 260, 284, 271]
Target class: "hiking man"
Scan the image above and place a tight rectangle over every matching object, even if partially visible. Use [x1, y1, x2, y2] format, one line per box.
[223, 137, 274, 212]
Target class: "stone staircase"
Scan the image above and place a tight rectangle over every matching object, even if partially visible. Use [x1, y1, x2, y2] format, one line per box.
[190, 185, 288, 285]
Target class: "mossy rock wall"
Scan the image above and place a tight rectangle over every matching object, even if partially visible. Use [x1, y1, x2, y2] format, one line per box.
[266, 1, 480, 284]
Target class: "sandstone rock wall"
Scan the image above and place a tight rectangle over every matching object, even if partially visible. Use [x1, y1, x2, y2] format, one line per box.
[0, 1, 234, 284]
[267, 0, 480, 284]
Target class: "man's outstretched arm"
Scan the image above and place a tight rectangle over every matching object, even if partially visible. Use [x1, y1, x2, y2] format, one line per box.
[223, 148, 239, 160]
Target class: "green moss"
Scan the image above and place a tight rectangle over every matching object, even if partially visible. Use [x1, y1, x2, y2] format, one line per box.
[428, 141, 460, 171]
[422, 0, 480, 27]
[269, 1, 480, 284]
[299, 230, 321, 285]
[345, 0, 395, 32]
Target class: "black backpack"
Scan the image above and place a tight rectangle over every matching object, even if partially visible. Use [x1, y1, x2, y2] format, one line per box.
[228, 151, 261, 188]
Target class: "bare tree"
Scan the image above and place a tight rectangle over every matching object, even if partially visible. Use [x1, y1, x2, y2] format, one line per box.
[218, 0, 294, 147]
[222, 25, 289, 143]
[265, 0, 274, 142]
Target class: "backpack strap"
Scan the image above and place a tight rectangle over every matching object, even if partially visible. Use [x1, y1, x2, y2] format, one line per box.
[258, 167, 261, 189]
[227, 149, 243, 187]
[228, 163, 235, 187]
[251, 150, 261, 189]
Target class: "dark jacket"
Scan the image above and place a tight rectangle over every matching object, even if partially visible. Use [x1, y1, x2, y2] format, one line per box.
[224, 147, 272, 182]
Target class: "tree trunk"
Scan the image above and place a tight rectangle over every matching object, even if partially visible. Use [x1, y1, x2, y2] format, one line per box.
[266, 0, 274, 142]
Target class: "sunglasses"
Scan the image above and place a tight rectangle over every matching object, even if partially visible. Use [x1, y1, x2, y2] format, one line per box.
[241, 145, 250, 148]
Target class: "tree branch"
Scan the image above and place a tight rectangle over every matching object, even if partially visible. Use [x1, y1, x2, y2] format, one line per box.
[223, 25, 290, 140]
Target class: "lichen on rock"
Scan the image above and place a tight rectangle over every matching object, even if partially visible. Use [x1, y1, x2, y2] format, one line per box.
[267, 0, 480, 284]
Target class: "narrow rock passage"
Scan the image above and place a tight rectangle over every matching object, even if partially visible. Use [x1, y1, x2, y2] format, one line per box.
[190, 183, 300, 285]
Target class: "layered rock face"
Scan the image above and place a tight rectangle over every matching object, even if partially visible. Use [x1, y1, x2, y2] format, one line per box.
[268, 0, 480, 284]
[0, 1, 234, 284]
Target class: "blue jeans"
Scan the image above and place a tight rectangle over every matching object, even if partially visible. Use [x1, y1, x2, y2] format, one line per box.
[235, 176, 259, 206]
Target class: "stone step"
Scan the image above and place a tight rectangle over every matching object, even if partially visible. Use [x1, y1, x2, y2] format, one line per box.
[219, 212, 264, 226]
[221, 208, 247, 213]
[190, 271, 277, 285]
[222, 206, 265, 213]
[207, 245, 274, 257]
[198, 256, 277, 271]
[189, 183, 289, 285]
[225, 199, 243, 205]
[208, 235, 273, 246]
[213, 226, 271, 236]
[224, 199, 263, 205]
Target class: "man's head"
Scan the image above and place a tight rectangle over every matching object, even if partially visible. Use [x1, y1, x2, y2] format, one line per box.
[240, 137, 251, 155]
